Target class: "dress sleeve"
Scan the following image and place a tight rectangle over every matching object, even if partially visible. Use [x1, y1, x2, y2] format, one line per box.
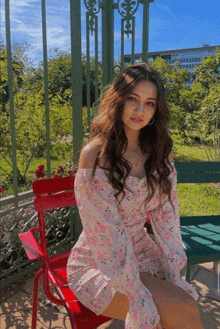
[147, 162, 199, 302]
[74, 169, 161, 329]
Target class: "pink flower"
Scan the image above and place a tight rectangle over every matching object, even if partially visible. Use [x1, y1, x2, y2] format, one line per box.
[38, 164, 45, 171]
[53, 173, 60, 178]
[97, 252, 105, 260]
[117, 251, 125, 261]
[103, 237, 111, 245]
[67, 169, 76, 176]
[58, 165, 64, 174]
[87, 237, 97, 245]
[169, 251, 176, 258]
[35, 166, 46, 178]
[132, 310, 138, 320]
[85, 227, 93, 234]
[103, 212, 111, 221]
[88, 290, 94, 298]
[125, 282, 133, 290]
[94, 224, 106, 234]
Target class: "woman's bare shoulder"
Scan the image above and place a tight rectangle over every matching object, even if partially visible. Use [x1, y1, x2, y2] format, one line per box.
[79, 138, 102, 169]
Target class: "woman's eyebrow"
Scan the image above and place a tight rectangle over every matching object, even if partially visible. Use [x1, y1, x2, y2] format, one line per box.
[130, 93, 156, 101]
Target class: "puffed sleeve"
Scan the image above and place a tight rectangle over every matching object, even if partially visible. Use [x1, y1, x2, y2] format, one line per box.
[147, 162, 199, 301]
[74, 169, 161, 329]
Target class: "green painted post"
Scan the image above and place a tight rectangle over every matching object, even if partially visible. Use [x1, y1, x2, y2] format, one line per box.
[102, 0, 114, 89]
[5, 0, 18, 203]
[86, 11, 91, 127]
[141, 0, 155, 64]
[94, 17, 99, 113]
[70, 0, 83, 241]
[41, 0, 51, 178]
[121, 18, 125, 71]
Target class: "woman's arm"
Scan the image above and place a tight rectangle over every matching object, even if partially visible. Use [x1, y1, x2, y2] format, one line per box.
[146, 162, 199, 302]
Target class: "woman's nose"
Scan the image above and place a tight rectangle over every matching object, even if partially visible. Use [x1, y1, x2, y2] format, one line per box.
[135, 104, 144, 112]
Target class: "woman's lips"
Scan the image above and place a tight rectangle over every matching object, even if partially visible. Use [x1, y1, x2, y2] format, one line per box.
[131, 118, 143, 123]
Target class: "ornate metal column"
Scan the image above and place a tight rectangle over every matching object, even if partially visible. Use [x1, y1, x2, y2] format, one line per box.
[117, 0, 139, 71]
[115, 0, 155, 71]
[83, 0, 101, 128]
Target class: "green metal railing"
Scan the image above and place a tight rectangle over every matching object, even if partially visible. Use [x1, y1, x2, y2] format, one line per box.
[0, 0, 155, 288]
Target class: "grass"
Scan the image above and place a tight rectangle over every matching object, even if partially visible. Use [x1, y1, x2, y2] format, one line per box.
[171, 133, 219, 217]
[0, 131, 219, 217]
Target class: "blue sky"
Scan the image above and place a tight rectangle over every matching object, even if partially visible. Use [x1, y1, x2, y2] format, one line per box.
[0, 0, 220, 67]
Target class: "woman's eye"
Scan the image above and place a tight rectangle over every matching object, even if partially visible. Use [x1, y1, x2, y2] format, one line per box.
[128, 97, 155, 107]
[147, 102, 155, 106]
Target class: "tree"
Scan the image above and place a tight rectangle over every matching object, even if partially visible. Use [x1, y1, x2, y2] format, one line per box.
[0, 41, 34, 112]
[192, 47, 220, 91]
[22, 48, 104, 108]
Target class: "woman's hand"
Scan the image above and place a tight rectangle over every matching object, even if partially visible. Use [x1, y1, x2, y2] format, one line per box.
[153, 319, 163, 329]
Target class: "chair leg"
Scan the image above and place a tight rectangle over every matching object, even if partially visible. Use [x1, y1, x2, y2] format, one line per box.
[32, 269, 43, 329]
[185, 261, 191, 282]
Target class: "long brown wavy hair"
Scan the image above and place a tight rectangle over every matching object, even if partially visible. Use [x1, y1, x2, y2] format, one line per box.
[76, 62, 176, 215]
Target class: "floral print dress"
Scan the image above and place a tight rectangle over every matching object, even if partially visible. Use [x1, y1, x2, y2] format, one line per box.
[67, 162, 199, 329]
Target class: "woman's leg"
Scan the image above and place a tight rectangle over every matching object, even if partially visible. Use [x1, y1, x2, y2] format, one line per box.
[101, 273, 204, 329]
[100, 291, 130, 321]
[139, 272, 204, 329]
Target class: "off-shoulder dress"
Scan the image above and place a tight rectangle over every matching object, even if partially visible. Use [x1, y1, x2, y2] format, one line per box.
[67, 162, 199, 329]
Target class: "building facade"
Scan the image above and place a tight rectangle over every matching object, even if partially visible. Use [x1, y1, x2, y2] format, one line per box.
[124, 44, 220, 86]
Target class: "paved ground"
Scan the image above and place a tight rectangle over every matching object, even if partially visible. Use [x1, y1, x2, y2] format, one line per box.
[1, 262, 220, 329]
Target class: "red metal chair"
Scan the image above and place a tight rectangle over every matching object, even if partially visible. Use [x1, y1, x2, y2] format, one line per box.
[18, 175, 112, 329]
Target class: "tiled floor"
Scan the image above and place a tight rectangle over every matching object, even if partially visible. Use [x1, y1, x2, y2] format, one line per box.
[0, 263, 220, 329]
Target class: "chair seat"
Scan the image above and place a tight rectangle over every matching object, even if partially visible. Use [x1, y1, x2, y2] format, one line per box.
[47, 252, 112, 329]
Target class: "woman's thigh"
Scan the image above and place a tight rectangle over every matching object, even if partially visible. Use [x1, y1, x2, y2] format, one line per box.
[139, 272, 203, 328]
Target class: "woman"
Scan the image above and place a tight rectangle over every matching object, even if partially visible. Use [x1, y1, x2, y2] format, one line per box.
[67, 63, 204, 329]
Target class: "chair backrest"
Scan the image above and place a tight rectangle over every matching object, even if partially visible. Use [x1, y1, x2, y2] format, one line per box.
[175, 162, 220, 183]
[32, 175, 77, 256]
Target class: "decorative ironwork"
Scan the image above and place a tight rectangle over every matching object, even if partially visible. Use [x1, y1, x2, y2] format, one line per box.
[83, 0, 101, 14]
[117, 0, 139, 18]
[0, 198, 37, 272]
[83, 0, 101, 36]
[0, 197, 76, 282]
[117, 0, 139, 38]
[44, 206, 72, 244]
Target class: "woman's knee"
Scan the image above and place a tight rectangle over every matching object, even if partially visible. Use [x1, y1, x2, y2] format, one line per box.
[162, 301, 202, 329]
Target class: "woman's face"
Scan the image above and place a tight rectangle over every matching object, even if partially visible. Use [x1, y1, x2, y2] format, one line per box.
[122, 80, 157, 131]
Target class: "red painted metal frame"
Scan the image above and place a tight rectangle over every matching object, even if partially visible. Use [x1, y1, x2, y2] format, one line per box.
[18, 175, 112, 329]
